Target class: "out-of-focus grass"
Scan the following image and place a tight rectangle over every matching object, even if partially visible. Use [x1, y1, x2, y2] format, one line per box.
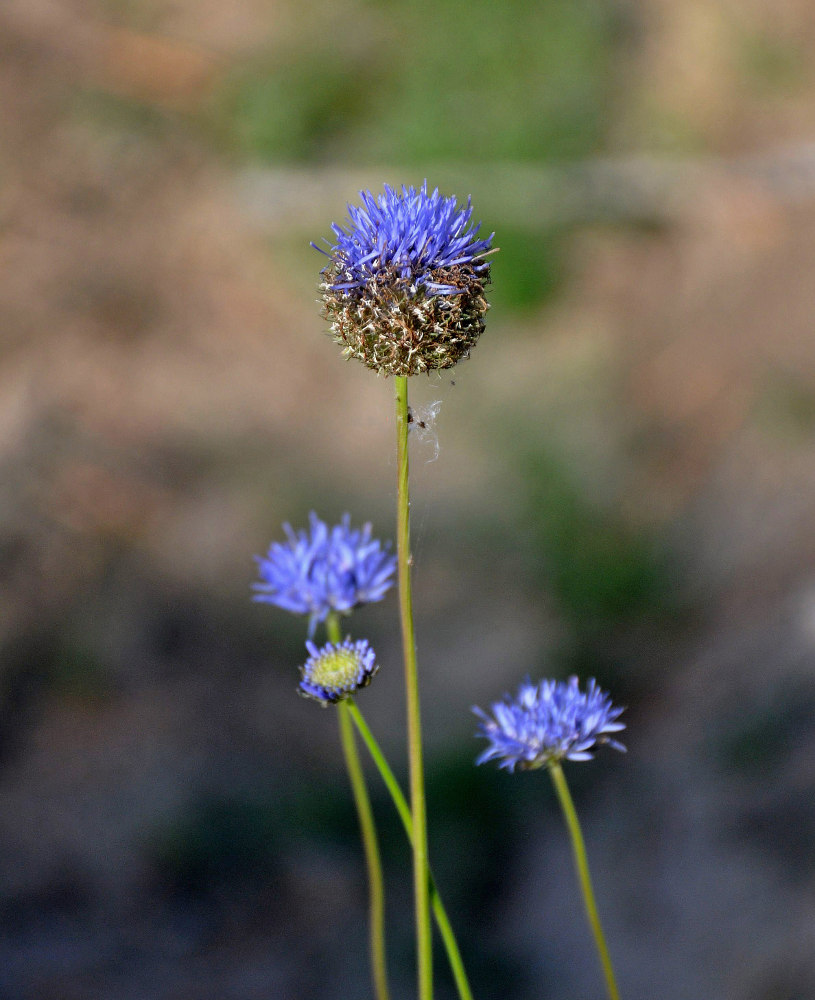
[518, 449, 672, 629]
[489, 224, 569, 314]
[217, 52, 382, 163]
[213, 0, 626, 166]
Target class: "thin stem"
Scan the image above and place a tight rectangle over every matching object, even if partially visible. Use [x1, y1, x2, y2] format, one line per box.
[327, 614, 390, 1000]
[347, 699, 475, 1000]
[548, 761, 621, 1000]
[395, 375, 433, 1000]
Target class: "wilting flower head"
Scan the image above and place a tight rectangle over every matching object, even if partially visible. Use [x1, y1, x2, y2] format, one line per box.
[474, 677, 626, 772]
[299, 637, 379, 705]
[314, 181, 495, 377]
[253, 513, 396, 635]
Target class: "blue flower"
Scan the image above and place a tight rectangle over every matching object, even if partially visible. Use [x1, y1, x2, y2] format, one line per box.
[474, 677, 626, 772]
[253, 513, 396, 635]
[317, 182, 494, 296]
[314, 182, 495, 376]
[298, 637, 379, 705]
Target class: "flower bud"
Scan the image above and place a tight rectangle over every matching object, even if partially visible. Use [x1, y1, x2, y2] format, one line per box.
[298, 638, 379, 705]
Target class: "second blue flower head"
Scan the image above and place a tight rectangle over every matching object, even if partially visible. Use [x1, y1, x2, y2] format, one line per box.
[253, 512, 397, 635]
[474, 676, 626, 772]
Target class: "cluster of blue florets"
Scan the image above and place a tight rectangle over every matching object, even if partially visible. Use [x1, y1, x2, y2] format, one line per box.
[315, 182, 494, 376]
[474, 677, 626, 772]
[317, 182, 494, 297]
[253, 512, 396, 636]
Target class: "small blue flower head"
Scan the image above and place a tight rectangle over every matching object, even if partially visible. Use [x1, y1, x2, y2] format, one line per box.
[474, 677, 626, 772]
[314, 181, 495, 376]
[253, 513, 396, 635]
[298, 637, 379, 705]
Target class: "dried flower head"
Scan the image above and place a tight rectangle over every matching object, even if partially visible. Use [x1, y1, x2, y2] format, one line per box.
[253, 513, 396, 635]
[298, 637, 379, 705]
[474, 677, 626, 772]
[314, 182, 494, 376]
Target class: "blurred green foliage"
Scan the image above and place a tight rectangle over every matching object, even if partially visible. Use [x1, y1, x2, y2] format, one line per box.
[518, 449, 671, 628]
[152, 797, 281, 893]
[715, 681, 815, 775]
[737, 30, 808, 93]
[220, 52, 380, 162]
[489, 225, 568, 313]
[215, 0, 625, 166]
[150, 784, 365, 895]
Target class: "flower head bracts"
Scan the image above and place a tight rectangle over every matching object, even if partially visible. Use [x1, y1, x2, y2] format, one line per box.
[315, 182, 495, 376]
[299, 638, 379, 705]
[474, 677, 626, 772]
[253, 513, 396, 635]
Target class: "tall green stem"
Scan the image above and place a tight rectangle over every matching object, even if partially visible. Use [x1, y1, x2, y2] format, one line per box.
[395, 375, 433, 1000]
[548, 762, 621, 1000]
[326, 614, 390, 1000]
[347, 699, 474, 1000]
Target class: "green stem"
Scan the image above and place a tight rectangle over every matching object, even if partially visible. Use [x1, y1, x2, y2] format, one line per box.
[548, 762, 621, 1000]
[327, 613, 390, 1000]
[395, 375, 433, 1000]
[347, 699, 475, 1000]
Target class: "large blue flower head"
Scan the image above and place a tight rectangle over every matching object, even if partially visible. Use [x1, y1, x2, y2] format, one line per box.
[298, 637, 379, 705]
[474, 677, 626, 772]
[314, 182, 495, 376]
[253, 513, 396, 635]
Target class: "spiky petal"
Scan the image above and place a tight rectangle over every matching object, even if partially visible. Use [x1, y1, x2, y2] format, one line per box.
[474, 677, 626, 772]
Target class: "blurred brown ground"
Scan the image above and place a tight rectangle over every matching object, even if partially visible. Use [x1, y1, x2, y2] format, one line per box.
[2, 1, 815, 998]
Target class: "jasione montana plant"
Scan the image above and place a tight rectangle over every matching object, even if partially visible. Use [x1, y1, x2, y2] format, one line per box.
[254, 181, 627, 1000]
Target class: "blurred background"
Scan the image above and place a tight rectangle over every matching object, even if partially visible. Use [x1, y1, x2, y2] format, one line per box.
[3, 0, 815, 997]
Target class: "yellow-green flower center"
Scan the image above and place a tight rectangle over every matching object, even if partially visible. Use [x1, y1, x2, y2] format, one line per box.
[310, 648, 360, 691]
